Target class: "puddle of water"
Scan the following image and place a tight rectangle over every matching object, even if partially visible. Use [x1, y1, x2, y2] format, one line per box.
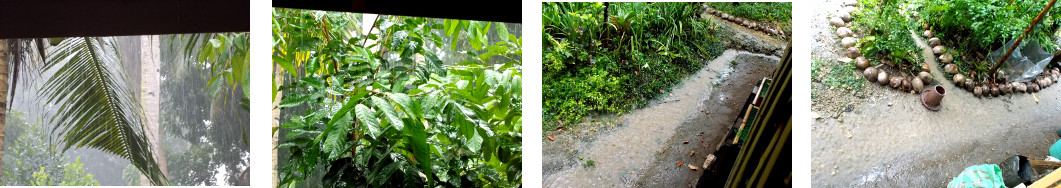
[544, 50, 781, 187]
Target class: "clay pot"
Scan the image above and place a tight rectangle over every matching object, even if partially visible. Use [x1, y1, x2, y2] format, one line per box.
[847, 47, 861, 58]
[953, 74, 965, 85]
[924, 30, 933, 38]
[1016, 82, 1028, 93]
[877, 71, 889, 85]
[837, 27, 853, 38]
[944, 64, 959, 74]
[973, 86, 983, 97]
[921, 85, 946, 111]
[928, 37, 941, 46]
[939, 54, 954, 63]
[855, 56, 870, 69]
[933, 46, 944, 55]
[890, 76, 902, 88]
[841, 37, 857, 47]
[830, 17, 845, 27]
[864, 67, 879, 82]
[912, 77, 924, 92]
[919, 72, 932, 83]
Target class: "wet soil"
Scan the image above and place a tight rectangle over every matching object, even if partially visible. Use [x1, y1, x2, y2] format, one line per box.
[811, 0, 1061, 186]
[542, 50, 780, 187]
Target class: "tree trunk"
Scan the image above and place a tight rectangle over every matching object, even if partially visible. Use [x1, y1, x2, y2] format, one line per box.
[0, 40, 9, 182]
[272, 63, 284, 187]
[139, 35, 167, 186]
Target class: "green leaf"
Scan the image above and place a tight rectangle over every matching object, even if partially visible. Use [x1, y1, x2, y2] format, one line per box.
[325, 89, 369, 128]
[354, 104, 382, 139]
[497, 24, 510, 42]
[277, 94, 308, 108]
[372, 96, 404, 130]
[403, 118, 432, 184]
[323, 126, 348, 161]
[467, 126, 483, 153]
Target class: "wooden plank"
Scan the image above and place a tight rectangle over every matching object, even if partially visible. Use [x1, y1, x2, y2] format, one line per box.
[1030, 168, 1061, 188]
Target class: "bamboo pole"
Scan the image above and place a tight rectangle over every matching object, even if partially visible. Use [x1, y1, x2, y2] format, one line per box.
[989, 0, 1058, 81]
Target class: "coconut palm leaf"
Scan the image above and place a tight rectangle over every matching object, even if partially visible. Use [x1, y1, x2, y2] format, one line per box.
[39, 37, 167, 185]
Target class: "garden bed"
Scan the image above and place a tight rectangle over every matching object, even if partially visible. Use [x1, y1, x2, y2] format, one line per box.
[831, 0, 1061, 99]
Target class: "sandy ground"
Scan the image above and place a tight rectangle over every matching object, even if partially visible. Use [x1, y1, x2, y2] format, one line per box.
[810, 0, 1061, 186]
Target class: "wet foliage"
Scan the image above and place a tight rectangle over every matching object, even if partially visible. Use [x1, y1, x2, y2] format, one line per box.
[542, 2, 726, 130]
[273, 8, 522, 187]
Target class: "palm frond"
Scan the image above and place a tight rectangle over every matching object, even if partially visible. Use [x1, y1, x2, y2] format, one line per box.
[39, 37, 167, 185]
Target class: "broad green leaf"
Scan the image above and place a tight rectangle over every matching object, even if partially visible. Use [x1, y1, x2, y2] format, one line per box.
[325, 90, 369, 128]
[403, 118, 432, 184]
[354, 104, 382, 139]
[323, 126, 348, 160]
[497, 24, 510, 42]
[372, 96, 404, 130]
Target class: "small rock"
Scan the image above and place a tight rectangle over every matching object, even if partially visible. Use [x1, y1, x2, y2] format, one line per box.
[1016, 82, 1028, 92]
[912, 77, 924, 92]
[864, 67, 879, 82]
[953, 74, 965, 85]
[944, 64, 958, 74]
[837, 27, 853, 38]
[841, 37, 858, 48]
[933, 46, 944, 55]
[812, 112, 821, 119]
[877, 71, 889, 85]
[919, 72, 932, 83]
[939, 53, 954, 63]
[924, 30, 933, 38]
[830, 17, 845, 27]
[928, 37, 941, 46]
[844, 0, 859, 6]
[688, 164, 699, 171]
[837, 10, 852, 22]
[889, 76, 902, 88]
[855, 56, 870, 69]
[847, 47, 861, 58]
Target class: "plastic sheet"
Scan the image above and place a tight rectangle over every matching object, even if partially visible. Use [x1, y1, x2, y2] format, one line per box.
[988, 40, 1053, 82]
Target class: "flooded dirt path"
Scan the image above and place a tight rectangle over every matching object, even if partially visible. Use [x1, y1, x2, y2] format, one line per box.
[543, 50, 779, 187]
[810, 0, 1061, 186]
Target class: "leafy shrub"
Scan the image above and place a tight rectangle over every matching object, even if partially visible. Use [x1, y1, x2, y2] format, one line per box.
[274, 8, 522, 187]
[852, 0, 920, 70]
[920, 0, 1061, 53]
[542, 2, 727, 129]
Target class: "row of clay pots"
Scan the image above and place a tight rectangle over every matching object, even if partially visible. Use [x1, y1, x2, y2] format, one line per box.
[704, 7, 786, 38]
[831, 1, 933, 94]
[951, 68, 1061, 97]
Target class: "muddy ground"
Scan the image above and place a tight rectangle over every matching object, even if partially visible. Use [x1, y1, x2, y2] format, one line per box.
[811, 0, 1061, 186]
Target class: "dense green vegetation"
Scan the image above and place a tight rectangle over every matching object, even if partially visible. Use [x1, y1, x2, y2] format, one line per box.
[543, 2, 726, 129]
[705, 2, 792, 34]
[851, 0, 920, 71]
[2, 111, 99, 186]
[921, 0, 1061, 55]
[273, 8, 521, 187]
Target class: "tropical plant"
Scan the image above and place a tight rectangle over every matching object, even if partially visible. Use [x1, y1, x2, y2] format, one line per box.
[39, 37, 167, 185]
[2, 111, 100, 186]
[850, 0, 920, 70]
[920, 0, 1061, 53]
[273, 8, 522, 187]
[542, 2, 726, 129]
[30, 158, 100, 186]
